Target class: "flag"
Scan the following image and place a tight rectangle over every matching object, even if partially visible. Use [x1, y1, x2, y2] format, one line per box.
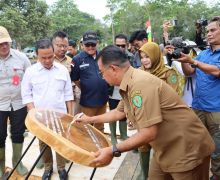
[145, 20, 152, 42]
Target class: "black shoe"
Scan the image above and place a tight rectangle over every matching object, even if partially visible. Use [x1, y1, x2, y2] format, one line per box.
[210, 175, 219, 180]
[58, 169, 68, 180]
[42, 169, 53, 180]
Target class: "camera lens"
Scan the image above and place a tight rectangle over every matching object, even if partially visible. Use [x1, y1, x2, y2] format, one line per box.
[171, 48, 182, 59]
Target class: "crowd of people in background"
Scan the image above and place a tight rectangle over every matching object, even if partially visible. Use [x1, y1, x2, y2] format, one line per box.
[0, 15, 220, 180]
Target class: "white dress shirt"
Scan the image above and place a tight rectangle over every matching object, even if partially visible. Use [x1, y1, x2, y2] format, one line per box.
[21, 62, 73, 113]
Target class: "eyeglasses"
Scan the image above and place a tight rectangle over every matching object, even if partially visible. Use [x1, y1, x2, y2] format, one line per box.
[116, 44, 126, 48]
[55, 44, 68, 49]
[99, 67, 109, 78]
[84, 43, 96, 47]
[99, 64, 119, 78]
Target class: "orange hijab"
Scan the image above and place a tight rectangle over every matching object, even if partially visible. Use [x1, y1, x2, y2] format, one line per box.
[139, 42, 169, 79]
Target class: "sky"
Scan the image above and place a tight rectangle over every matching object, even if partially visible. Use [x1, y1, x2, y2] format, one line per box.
[46, 0, 218, 21]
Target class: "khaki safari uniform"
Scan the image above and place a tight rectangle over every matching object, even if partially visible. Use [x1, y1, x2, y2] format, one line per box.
[117, 67, 215, 179]
[54, 55, 72, 73]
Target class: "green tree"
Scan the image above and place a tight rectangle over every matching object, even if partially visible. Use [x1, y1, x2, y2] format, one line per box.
[105, 0, 220, 44]
[0, 0, 50, 48]
[49, 0, 108, 44]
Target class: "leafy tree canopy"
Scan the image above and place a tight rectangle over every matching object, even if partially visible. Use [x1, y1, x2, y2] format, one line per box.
[0, 0, 219, 48]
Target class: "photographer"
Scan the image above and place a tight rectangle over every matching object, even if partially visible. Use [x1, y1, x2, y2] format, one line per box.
[165, 37, 197, 107]
[177, 16, 220, 180]
[195, 19, 208, 50]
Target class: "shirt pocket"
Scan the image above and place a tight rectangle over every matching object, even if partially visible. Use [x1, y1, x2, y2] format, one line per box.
[32, 79, 47, 93]
[13, 66, 24, 77]
[54, 76, 67, 91]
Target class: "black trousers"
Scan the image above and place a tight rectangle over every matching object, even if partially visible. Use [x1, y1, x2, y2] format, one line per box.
[0, 106, 27, 148]
[108, 99, 126, 122]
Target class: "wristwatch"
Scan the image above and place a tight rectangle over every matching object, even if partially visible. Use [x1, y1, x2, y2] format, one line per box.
[112, 144, 121, 157]
[191, 60, 199, 68]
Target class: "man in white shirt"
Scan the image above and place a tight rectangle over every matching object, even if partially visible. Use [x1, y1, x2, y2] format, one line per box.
[21, 38, 73, 180]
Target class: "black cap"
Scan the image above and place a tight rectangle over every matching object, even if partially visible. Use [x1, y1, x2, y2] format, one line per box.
[82, 30, 98, 44]
[69, 40, 76, 47]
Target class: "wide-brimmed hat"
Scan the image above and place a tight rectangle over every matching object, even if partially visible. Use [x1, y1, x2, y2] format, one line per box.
[0, 26, 12, 44]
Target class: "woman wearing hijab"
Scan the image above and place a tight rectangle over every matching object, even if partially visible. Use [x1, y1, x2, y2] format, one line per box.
[139, 42, 181, 93]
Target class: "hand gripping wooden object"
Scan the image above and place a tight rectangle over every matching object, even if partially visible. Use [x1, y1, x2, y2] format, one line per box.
[25, 109, 111, 167]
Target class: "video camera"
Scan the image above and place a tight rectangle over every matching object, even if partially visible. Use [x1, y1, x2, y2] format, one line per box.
[196, 19, 208, 27]
[195, 19, 208, 50]
[166, 37, 197, 65]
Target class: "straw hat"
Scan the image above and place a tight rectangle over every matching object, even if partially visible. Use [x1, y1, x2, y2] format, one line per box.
[0, 26, 12, 44]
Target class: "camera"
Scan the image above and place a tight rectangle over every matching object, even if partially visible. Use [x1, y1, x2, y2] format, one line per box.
[196, 19, 208, 27]
[167, 37, 196, 60]
[163, 19, 178, 27]
[170, 44, 191, 59]
[169, 19, 178, 27]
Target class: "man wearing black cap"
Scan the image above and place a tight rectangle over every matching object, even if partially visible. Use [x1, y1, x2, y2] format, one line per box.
[70, 30, 108, 132]
[66, 40, 78, 59]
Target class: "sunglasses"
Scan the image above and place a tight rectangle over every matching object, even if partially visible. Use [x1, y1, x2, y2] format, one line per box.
[116, 44, 126, 48]
[85, 43, 96, 47]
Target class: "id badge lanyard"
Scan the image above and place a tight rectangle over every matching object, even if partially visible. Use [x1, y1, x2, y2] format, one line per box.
[12, 68, 21, 86]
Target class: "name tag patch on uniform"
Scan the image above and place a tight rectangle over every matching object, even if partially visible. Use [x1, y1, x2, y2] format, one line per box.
[131, 90, 142, 108]
[79, 63, 89, 70]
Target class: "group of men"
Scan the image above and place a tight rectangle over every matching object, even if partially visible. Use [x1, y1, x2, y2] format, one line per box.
[74, 16, 220, 180]
[0, 15, 220, 180]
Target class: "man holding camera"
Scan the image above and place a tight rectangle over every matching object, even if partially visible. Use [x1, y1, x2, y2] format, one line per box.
[177, 16, 220, 180]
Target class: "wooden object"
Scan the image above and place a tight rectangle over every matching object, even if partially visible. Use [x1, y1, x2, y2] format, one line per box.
[25, 109, 111, 167]
[4, 167, 41, 180]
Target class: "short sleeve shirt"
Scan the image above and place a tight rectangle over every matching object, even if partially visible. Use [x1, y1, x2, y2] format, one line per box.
[192, 48, 220, 112]
[0, 49, 31, 111]
[70, 51, 108, 107]
[117, 66, 214, 172]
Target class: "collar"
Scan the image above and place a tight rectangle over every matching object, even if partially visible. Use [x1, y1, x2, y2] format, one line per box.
[54, 55, 68, 62]
[36, 61, 58, 71]
[119, 66, 134, 92]
[80, 50, 98, 59]
[0, 48, 13, 61]
[209, 46, 220, 53]
[125, 50, 133, 57]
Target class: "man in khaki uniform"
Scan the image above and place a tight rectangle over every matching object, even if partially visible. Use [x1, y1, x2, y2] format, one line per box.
[74, 45, 215, 180]
[52, 31, 81, 116]
[52, 31, 72, 72]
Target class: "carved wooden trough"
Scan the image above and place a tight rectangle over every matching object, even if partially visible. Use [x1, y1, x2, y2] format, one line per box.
[25, 108, 111, 167]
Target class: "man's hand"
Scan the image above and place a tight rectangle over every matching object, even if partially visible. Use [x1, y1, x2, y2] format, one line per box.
[90, 147, 113, 167]
[73, 113, 93, 124]
[176, 52, 194, 64]
[164, 45, 175, 55]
